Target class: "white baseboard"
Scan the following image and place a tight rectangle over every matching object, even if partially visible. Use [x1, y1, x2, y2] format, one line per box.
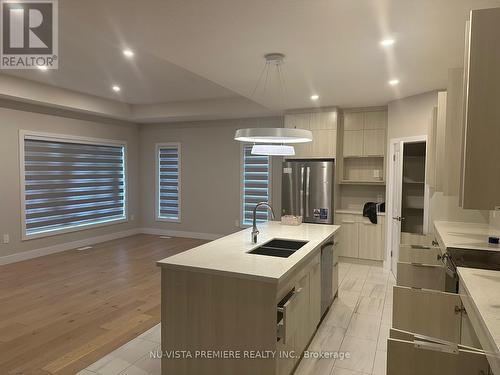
[0, 228, 140, 266]
[138, 227, 223, 241]
[0, 227, 222, 265]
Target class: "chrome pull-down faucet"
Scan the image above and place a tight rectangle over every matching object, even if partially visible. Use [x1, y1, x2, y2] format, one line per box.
[251, 202, 275, 244]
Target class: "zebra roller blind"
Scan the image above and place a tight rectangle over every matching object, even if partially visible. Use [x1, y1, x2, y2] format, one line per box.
[242, 144, 271, 225]
[23, 136, 126, 237]
[157, 144, 180, 221]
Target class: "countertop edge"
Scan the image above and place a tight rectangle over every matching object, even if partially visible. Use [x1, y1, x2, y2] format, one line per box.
[156, 225, 340, 283]
[335, 209, 386, 216]
[457, 267, 500, 373]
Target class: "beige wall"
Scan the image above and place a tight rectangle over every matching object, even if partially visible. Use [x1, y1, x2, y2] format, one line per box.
[139, 117, 283, 237]
[387, 91, 438, 140]
[387, 91, 489, 227]
[0, 105, 140, 258]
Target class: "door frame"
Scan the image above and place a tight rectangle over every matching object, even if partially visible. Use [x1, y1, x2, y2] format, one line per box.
[385, 135, 429, 273]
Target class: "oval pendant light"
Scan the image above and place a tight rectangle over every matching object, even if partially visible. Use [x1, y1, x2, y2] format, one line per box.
[251, 144, 295, 156]
[235, 128, 312, 144]
[233, 53, 313, 155]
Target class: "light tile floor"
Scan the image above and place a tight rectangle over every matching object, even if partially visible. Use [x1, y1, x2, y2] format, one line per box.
[78, 262, 395, 375]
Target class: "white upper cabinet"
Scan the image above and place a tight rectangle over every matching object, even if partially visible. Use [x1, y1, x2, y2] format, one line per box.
[284, 110, 337, 158]
[460, 8, 500, 209]
[342, 110, 387, 157]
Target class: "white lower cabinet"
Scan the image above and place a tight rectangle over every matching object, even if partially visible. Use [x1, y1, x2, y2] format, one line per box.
[399, 244, 441, 264]
[276, 249, 326, 375]
[335, 213, 385, 261]
[332, 242, 339, 297]
[396, 262, 446, 291]
[307, 257, 322, 341]
[388, 329, 490, 375]
[389, 245, 489, 374]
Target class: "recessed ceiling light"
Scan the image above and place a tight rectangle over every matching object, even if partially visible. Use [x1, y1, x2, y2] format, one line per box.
[112, 85, 121, 92]
[38, 65, 48, 71]
[389, 79, 400, 86]
[310, 94, 319, 101]
[123, 49, 134, 58]
[381, 39, 395, 46]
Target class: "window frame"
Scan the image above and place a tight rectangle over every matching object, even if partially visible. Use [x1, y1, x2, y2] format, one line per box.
[155, 142, 181, 223]
[19, 129, 128, 240]
[239, 143, 272, 228]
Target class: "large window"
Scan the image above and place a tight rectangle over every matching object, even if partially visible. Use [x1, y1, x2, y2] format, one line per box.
[241, 144, 271, 226]
[21, 131, 127, 239]
[156, 143, 181, 222]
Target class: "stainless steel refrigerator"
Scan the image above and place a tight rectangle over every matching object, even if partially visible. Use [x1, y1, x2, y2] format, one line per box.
[281, 159, 335, 224]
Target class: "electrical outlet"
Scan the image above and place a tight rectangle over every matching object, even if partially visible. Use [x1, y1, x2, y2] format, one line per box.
[3, 234, 9, 244]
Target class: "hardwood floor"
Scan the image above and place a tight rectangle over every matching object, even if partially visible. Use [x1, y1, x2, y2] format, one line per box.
[0, 234, 207, 375]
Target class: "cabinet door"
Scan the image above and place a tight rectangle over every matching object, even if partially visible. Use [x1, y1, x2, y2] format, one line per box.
[387, 331, 490, 375]
[443, 68, 464, 196]
[363, 129, 385, 156]
[427, 106, 438, 188]
[344, 112, 364, 130]
[393, 286, 462, 343]
[284, 113, 310, 130]
[310, 111, 337, 130]
[294, 273, 310, 354]
[276, 330, 295, 375]
[338, 215, 359, 258]
[311, 129, 336, 157]
[434, 92, 447, 192]
[343, 130, 363, 156]
[285, 113, 312, 157]
[332, 243, 339, 297]
[308, 258, 321, 333]
[358, 221, 383, 260]
[461, 8, 500, 209]
[363, 111, 387, 130]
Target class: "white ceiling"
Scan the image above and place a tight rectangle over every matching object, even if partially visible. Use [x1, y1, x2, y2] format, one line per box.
[3, 0, 500, 118]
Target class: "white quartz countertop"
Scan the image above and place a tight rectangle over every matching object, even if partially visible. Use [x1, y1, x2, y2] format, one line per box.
[457, 267, 500, 373]
[336, 209, 385, 216]
[434, 221, 500, 252]
[157, 222, 340, 283]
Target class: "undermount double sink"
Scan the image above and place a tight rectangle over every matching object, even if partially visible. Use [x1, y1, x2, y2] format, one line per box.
[247, 239, 308, 258]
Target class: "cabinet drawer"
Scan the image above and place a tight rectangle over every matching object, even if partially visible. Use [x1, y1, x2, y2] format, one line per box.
[399, 245, 441, 265]
[277, 288, 301, 345]
[393, 286, 462, 343]
[396, 261, 446, 291]
[387, 328, 490, 375]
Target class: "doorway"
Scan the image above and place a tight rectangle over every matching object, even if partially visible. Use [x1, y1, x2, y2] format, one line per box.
[386, 136, 429, 277]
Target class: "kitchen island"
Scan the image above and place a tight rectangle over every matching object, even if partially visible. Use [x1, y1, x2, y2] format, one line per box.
[157, 222, 340, 375]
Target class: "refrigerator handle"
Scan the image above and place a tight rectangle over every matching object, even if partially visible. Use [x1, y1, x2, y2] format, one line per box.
[305, 166, 311, 217]
[299, 166, 305, 217]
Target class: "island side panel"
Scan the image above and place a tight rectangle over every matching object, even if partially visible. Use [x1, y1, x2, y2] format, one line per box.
[161, 267, 277, 375]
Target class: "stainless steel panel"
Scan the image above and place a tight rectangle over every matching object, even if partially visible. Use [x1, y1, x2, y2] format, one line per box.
[281, 160, 335, 224]
[303, 160, 334, 224]
[281, 161, 303, 217]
